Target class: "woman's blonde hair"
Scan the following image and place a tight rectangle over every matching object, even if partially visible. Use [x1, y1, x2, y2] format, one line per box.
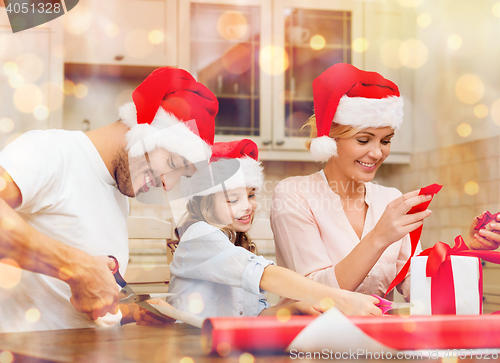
[302, 114, 360, 150]
[175, 193, 257, 253]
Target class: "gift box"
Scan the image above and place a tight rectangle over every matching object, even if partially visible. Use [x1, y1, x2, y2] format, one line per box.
[410, 254, 482, 315]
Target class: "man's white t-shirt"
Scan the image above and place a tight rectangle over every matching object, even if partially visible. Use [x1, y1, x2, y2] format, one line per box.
[0, 130, 129, 332]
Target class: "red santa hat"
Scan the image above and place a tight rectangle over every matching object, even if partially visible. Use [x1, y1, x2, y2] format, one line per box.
[181, 139, 263, 200]
[310, 63, 404, 162]
[119, 67, 218, 163]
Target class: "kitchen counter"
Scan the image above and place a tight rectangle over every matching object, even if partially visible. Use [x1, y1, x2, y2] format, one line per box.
[0, 323, 486, 363]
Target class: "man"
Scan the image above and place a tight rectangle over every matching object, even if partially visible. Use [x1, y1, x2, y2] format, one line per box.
[0, 67, 218, 332]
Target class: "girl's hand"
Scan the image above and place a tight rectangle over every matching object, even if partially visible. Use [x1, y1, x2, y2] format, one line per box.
[286, 302, 323, 316]
[466, 212, 500, 250]
[335, 291, 382, 316]
[133, 299, 175, 326]
[370, 190, 433, 249]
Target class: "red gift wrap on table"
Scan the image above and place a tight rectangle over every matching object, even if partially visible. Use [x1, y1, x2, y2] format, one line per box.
[201, 314, 500, 355]
[410, 235, 500, 315]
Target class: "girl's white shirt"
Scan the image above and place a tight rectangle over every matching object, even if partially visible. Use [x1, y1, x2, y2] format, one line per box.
[168, 221, 274, 318]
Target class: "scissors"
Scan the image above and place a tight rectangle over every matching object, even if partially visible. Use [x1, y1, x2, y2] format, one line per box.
[108, 255, 174, 322]
[372, 295, 413, 314]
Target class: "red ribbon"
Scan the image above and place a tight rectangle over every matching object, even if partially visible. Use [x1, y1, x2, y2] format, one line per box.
[474, 211, 500, 230]
[416, 235, 500, 314]
[384, 183, 442, 296]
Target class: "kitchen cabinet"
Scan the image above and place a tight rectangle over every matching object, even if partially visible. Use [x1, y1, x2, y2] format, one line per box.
[179, 0, 413, 162]
[63, 0, 177, 67]
[0, 13, 63, 149]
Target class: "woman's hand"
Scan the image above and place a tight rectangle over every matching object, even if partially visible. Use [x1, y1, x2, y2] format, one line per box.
[465, 212, 500, 250]
[370, 190, 433, 249]
[334, 291, 382, 316]
[133, 299, 176, 326]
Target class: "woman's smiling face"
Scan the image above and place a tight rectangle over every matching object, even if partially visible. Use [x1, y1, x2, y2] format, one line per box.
[333, 127, 394, 183]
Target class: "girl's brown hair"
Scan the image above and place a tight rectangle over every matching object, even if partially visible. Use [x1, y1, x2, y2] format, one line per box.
[175, 193, 257, 253]
[302, 114, 360, 150]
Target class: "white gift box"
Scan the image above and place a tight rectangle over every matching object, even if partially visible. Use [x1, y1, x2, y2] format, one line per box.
[410, 255, 482, 315]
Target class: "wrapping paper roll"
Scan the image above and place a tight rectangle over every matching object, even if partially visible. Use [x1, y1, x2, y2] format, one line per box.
[202, 313, 500, 355]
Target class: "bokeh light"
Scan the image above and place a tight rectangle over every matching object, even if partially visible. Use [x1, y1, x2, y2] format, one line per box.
[352, 38, 369, 53]
[259, 45, 289, 75]
[124, 29, 154, 59]
[73, 83, 89, 99]
[474, 104, 488, 118]
[417, 13, 432, 27]
[380, 39, 403, 69]
[456, 123, 472, 138]
[148, 30, 164, 45]
[455, 74, 484, 105]
[319, 297, 335, 311]
[179, 357, 194, 363]
[442, 357, 458, 363]
[34, 105, 50, 120]
[447, 34, 463, 50]
[25, 308, 41, 323]
[63, 5, 92, 35]
[239, 352, 255, 363]
[276, 308, 291, 323]
[63, 80, 76, 96]
[0, 350, 14, 363]
[402, 320, 417, 332]
[399, 39, 428, 68]
[493, 2, 500, 17]
[310, 35, 326, 50]
[216, 342, 231, 357]
[0, 177, 6, 192]
[16, 53, 44, 83]
[217, 11, 249, 40]
[188, 292, 204, 314]
[222, 44, 251, 75]
[0, 258, 22, 289]
[140, 256, 156, 271]
[491, 98, 500, 126]
[1, 217, 16, 231]
[397, 0, 425, 6]
[464, 181, 479, 196]
[14, 84, 43, 113]
[3, 62, 18, 76]
[105, 23, 120, 38]
[8, 74, 24, 89]
[0, 118, 15, 134]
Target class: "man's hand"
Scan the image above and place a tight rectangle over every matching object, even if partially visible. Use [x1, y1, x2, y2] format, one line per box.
[466, 212, 500, 250]
[67, 255, 120, 320]
[133, 299, 175, 326]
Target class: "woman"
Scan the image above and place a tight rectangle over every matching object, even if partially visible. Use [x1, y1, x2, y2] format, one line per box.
[270, 63, 500, 301]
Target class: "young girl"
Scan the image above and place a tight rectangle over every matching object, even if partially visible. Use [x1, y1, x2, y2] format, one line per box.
[166, 139, 381, 319]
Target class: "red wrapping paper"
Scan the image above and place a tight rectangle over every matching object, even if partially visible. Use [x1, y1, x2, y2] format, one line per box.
[202, 314, 500, 355]
[385, 183, 442, 296]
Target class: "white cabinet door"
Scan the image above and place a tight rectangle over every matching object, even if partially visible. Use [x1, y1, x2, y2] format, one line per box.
[0, 14, 63, 150]
[64, 0, 177, 67]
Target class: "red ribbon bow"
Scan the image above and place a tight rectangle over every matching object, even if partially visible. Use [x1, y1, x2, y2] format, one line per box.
[416, 235, 500, 314]
[384, 183, 442, 296]
[474, 211, 500, 230]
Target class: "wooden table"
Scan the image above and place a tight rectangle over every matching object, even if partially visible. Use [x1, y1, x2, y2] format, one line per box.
[0, 323, 485, 363]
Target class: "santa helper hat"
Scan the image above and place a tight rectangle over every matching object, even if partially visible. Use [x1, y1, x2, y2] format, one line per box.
[310, 63, 404, 162]
[119, 67, 218, 163]
[181, 139, 263, 201]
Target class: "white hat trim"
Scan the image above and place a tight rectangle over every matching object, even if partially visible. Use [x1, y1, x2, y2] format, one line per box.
[310, 136, 338, 163]
[334, 95, 404, 130]
[181, 156, 263, 200]
[119, 102, 211, 163]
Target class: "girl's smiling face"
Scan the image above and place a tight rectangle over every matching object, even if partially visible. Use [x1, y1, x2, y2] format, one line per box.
[213, 187, 257, 233]
[333, 127, 394, 183]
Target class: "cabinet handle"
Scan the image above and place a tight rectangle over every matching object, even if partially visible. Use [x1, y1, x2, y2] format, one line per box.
[114, 55, 124, 61]
[275, 140, 285, 146]
[262, 140, 272, 146]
